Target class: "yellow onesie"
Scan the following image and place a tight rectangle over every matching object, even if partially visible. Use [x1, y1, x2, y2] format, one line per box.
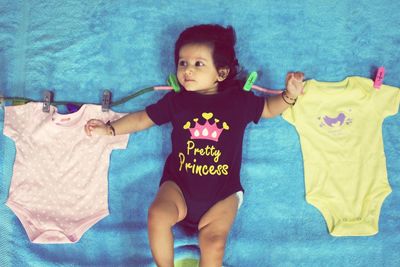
[282, 76, 400, 236]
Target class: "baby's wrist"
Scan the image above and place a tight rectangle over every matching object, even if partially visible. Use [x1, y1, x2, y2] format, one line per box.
[281, 90, 297, 105]
[106, 121, 116, 136]
[284, 89, 298, 99]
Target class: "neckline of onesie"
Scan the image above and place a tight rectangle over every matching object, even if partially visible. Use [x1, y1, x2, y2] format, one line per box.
[49, 104, 89, 129]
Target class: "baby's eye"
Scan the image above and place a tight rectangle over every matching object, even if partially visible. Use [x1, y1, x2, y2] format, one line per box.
[178, 60, 187, 67]
[195, 61, 205, 67]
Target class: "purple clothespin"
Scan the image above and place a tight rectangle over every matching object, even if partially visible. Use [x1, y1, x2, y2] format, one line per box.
[66, 103, 81, 113]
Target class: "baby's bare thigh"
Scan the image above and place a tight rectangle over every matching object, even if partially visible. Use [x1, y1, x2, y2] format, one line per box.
[153, 181, 188, 222]
[198, 193, 239, 232]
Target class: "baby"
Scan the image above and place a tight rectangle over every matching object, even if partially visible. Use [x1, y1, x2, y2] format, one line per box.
[85, 24, 304, 267]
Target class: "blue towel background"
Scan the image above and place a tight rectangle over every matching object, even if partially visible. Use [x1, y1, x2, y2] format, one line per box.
[1, 1, 399, 266]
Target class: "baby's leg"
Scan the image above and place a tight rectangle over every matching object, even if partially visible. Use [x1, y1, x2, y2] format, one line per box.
[197, 193, 239, 267]
[147, 181, 187, 267]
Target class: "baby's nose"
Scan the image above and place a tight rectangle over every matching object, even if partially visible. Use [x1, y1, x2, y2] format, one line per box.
[184, 66, 194, 75]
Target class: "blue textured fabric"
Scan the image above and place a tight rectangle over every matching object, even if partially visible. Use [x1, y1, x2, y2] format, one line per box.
[0, 1, 399, 266]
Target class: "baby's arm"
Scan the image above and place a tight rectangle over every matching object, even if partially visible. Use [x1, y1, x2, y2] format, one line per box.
[261, 72, 304, 118]
[85, 110, 154, 136]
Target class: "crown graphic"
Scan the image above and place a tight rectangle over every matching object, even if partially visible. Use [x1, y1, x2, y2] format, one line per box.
[183, 112, 229, 142]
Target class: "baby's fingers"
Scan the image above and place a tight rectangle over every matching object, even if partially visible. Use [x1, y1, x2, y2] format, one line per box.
[85, 123, 94, 136]
[285, 72, 294, 85]
[292, 72, 304, 82]
[85, 119, 104, 136]
[86, 119, 103, 126]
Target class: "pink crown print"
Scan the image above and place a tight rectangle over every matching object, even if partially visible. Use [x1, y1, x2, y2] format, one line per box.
[183, 112, 229, 142]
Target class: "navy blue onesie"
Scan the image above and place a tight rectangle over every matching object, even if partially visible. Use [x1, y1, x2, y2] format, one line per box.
[146, 86, 264, 229]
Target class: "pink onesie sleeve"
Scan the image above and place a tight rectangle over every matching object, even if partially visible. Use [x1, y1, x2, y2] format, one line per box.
[4, 103, 33, 141]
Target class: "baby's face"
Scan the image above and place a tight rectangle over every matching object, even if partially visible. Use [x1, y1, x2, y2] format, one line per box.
[177, 43, 221, 95]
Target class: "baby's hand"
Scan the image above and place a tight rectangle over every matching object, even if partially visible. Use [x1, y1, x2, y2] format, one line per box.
[85, 119, 108, 136]
[285, 72, 304, 98]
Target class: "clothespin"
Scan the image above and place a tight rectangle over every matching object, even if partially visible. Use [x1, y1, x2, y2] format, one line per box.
[12, 99, 29, 106]
[66, 103, 81, 113]
[0, 93, 4, 108]
[373, 66, 385, 90]
[102, 90, 111, 112]
[42, 90, 53, 112]
[243, 71, 258, 91]
[168, 74, 181, 93]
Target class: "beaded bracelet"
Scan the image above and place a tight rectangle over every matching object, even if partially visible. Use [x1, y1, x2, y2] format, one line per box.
[281, 90, 297, 105]
[283, 90, 297, 100]
[106, 121, 116, 136]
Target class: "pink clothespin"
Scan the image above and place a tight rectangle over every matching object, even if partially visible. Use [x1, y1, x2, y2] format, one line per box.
[373, 66, 385, 90]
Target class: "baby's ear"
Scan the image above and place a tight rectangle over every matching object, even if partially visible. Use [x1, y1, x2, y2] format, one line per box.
[217, 67, 230, 82]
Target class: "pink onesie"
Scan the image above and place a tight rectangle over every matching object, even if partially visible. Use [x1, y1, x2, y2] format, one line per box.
[3, 102, 129, 243]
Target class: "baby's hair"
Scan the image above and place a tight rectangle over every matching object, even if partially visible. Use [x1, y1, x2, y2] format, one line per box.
[174, 24, 240, 91]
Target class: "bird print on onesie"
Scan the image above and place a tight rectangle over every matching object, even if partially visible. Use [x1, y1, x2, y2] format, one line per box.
[318, 109, 353, 136]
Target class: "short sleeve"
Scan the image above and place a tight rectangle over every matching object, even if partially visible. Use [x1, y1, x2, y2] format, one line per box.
[3, 103, 33, 141]
[282, 80, 311, 126]
[101, 108, 130, 150]
[372, 83, 400, 118]
[281, 105, 296, 125]
[145, 92, 174, 125]
[243, 91, 265, 124]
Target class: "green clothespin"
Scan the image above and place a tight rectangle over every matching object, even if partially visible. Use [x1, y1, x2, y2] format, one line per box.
[12, 99, 29, 106]
[243, 71, 258, 91]
[168, 74, 181, 93]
